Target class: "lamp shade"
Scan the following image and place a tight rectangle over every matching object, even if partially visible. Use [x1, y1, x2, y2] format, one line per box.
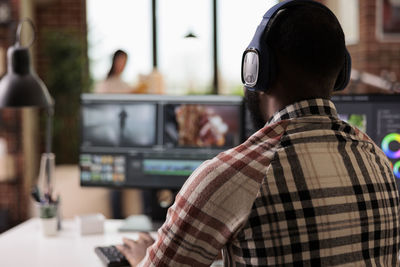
[0, 45, 53, 108]
[184, 31, 197, 39]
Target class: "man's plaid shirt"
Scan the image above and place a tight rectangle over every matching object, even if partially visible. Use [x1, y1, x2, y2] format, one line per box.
[139, 98, 400, 266]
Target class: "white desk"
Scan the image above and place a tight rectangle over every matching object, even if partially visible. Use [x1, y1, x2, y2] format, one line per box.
[0, 218, 147, 267]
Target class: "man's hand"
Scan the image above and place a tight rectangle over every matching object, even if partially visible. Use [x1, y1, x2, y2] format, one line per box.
[116, 233, 155, 266]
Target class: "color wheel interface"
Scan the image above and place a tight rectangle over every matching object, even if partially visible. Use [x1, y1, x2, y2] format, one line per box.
[333, 96, 400, 188]
[377, 107, 400, 179]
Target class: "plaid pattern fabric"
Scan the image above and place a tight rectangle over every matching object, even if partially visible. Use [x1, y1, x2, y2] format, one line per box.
[139, 98, 400, 266]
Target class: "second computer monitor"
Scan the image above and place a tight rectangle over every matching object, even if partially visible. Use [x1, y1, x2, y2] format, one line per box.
[332, 95, 400, 193]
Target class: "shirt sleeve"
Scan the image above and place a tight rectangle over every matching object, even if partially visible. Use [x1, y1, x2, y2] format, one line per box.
[138, 147, 276, 265]
[137, 122, 286, 266]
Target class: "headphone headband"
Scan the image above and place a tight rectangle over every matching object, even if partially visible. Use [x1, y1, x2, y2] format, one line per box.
[241, 0, 351, 92]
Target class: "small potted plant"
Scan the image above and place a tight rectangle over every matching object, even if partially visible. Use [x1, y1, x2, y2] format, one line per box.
[39, 202, 58, 236]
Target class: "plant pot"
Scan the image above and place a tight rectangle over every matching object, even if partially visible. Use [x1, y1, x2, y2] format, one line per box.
[40, 217, 57, 236]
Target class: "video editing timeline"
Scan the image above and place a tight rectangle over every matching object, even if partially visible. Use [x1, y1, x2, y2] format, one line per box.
[80, 94, 244, 189]
[142, 159, 203, 176]
[332, 95, 400, 191]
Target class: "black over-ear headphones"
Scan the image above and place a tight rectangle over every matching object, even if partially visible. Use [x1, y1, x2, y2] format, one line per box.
[241, 0, 351, 92]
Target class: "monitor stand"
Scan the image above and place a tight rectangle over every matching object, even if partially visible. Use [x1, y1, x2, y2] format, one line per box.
[118, 189, 178, 232]
[118, 214, 161, 232]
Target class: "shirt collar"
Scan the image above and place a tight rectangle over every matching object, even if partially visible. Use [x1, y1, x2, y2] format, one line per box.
[267, 98, 338, 125]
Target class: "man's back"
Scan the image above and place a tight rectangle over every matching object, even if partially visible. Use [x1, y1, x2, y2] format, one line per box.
[138, 99, 399, 266]
[224, 99, 400, 266]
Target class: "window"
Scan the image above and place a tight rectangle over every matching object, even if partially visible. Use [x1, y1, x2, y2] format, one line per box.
[325, 0, 360, 45]
[86, 0, 152, 86]
[157, 0, 213, 94]
[218, 0, 278, 95]
[87, 0, 280, 95]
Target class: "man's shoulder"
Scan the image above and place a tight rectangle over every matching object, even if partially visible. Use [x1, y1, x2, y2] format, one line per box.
[180, 120, 290, 200]
[170, 121, 290, 235]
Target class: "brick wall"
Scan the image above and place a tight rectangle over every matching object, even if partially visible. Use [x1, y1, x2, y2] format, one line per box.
[0, 109, 24, 232]
[0, 0, 23, 232]
[0, 0, 87, 232]
[323, 0, 400, 94]
[34, 0, 87, 81]
[34, 0, 88, 165]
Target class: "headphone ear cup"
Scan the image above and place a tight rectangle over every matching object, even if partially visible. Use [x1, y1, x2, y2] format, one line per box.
[256, 44, 274, 93]
[333, 49, 352, 91]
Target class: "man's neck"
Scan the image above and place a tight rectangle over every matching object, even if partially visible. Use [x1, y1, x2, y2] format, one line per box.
[260, 92, 331, 122]
[259, 93, 293, 122]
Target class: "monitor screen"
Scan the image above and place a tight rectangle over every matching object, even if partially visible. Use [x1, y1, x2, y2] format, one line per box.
[80, 94, 244, 189]
[163, 104, 241, 148]
[142, 159, 203, 177]
[332, 95, 400, 192]
[81, 103, 157, 147]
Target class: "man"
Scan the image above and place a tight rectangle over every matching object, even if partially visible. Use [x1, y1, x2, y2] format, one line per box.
[117, 1, 400, 266]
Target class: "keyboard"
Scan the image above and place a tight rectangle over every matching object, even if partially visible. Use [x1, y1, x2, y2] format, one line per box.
[95, 245, 130, 267]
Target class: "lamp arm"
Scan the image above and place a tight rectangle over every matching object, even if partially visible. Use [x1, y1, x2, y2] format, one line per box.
[45, 106, 54, 193]
[46, 106, 54, 155]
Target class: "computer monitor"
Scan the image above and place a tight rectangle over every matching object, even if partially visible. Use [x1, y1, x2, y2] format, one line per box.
[80, 94, 245, 189]
[332, 95, 400, 192]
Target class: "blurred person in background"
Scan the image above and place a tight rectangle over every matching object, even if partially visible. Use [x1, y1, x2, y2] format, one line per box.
[95, 49, 135, 219]
[95, 49, 136, 94]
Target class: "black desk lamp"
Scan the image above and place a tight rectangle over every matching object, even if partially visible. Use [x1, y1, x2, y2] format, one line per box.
[0, 19, 54, 198]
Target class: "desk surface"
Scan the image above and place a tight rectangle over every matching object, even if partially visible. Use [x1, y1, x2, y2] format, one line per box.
[0, 218, 149, 267]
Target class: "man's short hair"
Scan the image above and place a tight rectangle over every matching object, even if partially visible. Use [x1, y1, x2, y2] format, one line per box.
[267, 4, 346, 92]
